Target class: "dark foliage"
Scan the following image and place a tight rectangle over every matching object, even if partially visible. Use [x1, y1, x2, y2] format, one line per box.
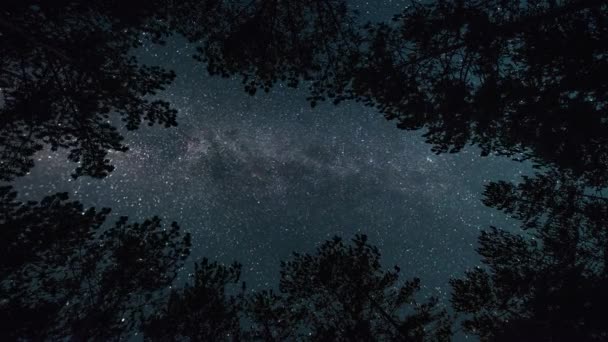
[0, 0, 178, 181]
[0, 186, 191, 340]
[181, 0, 608, 187]
[144, 259, 244, 341]
[451, 170, 608, 341]
[0, 186, 447, 341]
[246, 235, 451, 341]
[346, 0, 608, 187]
[5, 0, 607, 185]
[173, 0, 361, 98]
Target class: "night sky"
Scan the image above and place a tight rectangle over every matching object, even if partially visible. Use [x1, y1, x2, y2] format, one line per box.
[9, 1, 531, 302]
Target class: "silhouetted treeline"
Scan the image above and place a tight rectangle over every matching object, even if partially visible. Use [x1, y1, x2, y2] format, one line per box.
[0, 187, 450, 340]
[7, 0, 605, 184]
[1, 0, 607, 340]
[451, 171, 608, 341]
[0, 0, 357, 181]
[3, 183, 607, 340]
[0, 0, 181, 180]
[0, 186, 191, 340]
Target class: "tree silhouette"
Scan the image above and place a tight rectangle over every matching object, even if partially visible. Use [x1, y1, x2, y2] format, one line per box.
[0, 186, 191, 340]
[6, 0, 606, 186]
[174, 0, 360, 98]
[182, 0, 607, 186]
[0, 1, 178, 181]
[245, 235, 452, 341]
[0, 0, 364, 182]
[143, 259, 244, 341]
[450, 170, 608, 341]
[1, 189, 449, 341]
[329, 0, 608, 187]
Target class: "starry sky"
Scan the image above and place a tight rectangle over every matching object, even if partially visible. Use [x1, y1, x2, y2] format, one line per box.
[9, 1, 531, 302]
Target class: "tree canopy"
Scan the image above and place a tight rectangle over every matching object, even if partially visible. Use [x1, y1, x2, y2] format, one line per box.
[178, 0, 608, 186]
[450, 170, 608, 341]
[3, 0, 607, 185]
[0, 186, 448, 340]
[0, 0, 178, 180]
[0, 186, 191, 340]
[245, 235, 451, 341]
